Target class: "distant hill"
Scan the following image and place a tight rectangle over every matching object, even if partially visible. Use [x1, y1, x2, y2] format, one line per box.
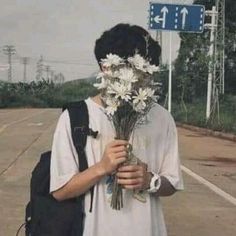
[65, 76, 96, 85]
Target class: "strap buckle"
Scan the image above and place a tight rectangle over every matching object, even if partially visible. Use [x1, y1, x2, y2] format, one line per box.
[74, 126, 98, 138]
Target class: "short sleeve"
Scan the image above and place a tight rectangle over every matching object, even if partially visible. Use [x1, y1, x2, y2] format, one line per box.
[49, 109, 79, 193]
[159, 115, 184, 191]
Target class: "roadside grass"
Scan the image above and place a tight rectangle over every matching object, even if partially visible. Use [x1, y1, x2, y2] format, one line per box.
[172, 96, 236, 134]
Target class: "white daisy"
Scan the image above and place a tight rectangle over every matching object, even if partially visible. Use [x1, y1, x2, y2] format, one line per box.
[145, 64, 159, 74]
[101, 53, 124, 67]
[118, 67, 138, 83]
[128, 54, 159, 74]
[128, 54, 147, 72]
[146, 88, 158, 102]
[133, 88, 149, 105]
[104, 97, 120, 115]
[107, 82, 132, 102]
[133, 101, 146, 113]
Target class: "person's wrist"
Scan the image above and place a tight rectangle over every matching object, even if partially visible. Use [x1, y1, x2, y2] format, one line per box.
[144, 172, 153, 190]
[146, 172, 153, 189]
[95, 161, 107, 177]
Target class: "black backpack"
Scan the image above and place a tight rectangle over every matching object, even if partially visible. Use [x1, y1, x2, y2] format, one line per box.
[18, 100, 98, 236]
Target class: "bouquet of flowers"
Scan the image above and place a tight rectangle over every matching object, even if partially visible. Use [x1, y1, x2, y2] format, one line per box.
[94, 52, 160, 210]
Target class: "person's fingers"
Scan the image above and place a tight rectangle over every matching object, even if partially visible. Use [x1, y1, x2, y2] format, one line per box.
[117, 177, 143, 186]
[116, 171, 143, 179]
[109, 140, 128, 148]
[118, 164, 141, 172]
[114, 151, 127, 159]
[139, 162, 148, 171]
[111, 145, 127, 153]
[115, 157, 127, 166]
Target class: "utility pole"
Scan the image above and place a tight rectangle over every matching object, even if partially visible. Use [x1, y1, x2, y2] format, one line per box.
[57, 73, 65, 84]
[215, 0, 225, 94]
[50, 70, 54, 82]
[36, 55, 44, 81]
[21, 57, 29, 82]
[205, 6, 217, 120]
[204, 0, 225, 121]
[2, 45, 16, 82]
[45, 65, 51, 80]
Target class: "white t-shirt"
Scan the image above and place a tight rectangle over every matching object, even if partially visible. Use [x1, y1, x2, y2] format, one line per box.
[50, 97, 184, 236]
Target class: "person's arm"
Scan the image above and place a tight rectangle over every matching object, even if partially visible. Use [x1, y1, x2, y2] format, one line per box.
[52, 140, 128, 201]
[155, 176, 176, 196]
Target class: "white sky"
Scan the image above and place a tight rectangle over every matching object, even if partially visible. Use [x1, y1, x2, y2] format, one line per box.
[0, 0, 192, 82]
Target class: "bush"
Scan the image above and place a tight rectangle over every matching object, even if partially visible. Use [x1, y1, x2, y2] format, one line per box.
[0, 79, 98, 108]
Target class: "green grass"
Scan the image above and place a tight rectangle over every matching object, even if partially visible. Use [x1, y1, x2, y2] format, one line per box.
[172, 96, 236, 134]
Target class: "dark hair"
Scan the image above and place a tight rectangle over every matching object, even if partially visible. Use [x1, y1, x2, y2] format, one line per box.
[94, 23, 161, 68]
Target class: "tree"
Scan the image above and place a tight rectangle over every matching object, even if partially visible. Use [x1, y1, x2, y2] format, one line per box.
[174, 0, 236, 102]
[224, 0, 236, 94]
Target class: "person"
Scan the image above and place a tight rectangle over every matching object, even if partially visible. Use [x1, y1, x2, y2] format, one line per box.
[50, 23, 184, 236]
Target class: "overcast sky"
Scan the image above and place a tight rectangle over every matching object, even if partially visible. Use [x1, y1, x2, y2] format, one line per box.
[0, 0, 192, 82]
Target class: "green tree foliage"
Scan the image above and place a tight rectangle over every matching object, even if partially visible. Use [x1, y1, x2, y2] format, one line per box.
[174, 0, 236, 99]
[225, 0, 236, 93]
[0, 79, 98, 108]
[170, 0, 236, 132]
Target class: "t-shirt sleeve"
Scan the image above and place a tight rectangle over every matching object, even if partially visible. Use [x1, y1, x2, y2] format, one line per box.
[50, 109, 79, 193]
[159, 114, 184, 191]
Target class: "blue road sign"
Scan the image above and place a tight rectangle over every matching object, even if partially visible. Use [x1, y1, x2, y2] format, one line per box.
[149, 3, 205, 33]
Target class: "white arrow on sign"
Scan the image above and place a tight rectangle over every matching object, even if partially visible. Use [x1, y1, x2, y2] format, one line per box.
[180, 7, 188, 29]
[154, 6, 169, 28]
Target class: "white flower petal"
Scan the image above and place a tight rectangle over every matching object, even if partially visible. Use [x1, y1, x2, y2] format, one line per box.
[118, 67, 137, 83]
[128, 54, 147, 72]
[107, 81, 132, 101]
[101, 53, 124, 67]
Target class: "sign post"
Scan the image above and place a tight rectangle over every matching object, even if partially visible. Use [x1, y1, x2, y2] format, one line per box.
[168, 32, 172, 113]
[149, 3, 205, 113]
[205, 6, 218, 120]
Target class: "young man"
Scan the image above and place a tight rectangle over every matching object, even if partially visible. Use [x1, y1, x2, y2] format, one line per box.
[50, 24, 184, 236]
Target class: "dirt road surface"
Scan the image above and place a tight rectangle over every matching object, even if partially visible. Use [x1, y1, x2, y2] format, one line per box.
[0, 108, 235, 236]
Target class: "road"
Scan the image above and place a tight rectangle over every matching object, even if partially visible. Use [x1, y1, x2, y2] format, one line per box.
[0, 108, 235, 236]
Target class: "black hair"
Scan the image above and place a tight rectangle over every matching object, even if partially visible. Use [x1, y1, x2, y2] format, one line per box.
[94, 23, 161, 68]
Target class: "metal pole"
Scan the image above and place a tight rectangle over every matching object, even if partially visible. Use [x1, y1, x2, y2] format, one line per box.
[168, 31, 172, 113]
[156, 31, 163, 64]
[8, 53, 12, 82]
[22, 57, 29, 82]
[206, 6, 217, 120]
[3, 45, 16, 82]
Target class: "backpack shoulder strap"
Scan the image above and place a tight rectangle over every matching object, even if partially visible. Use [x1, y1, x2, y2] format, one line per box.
[63, 100, 89, 172]
[62, 100, 95, 212]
